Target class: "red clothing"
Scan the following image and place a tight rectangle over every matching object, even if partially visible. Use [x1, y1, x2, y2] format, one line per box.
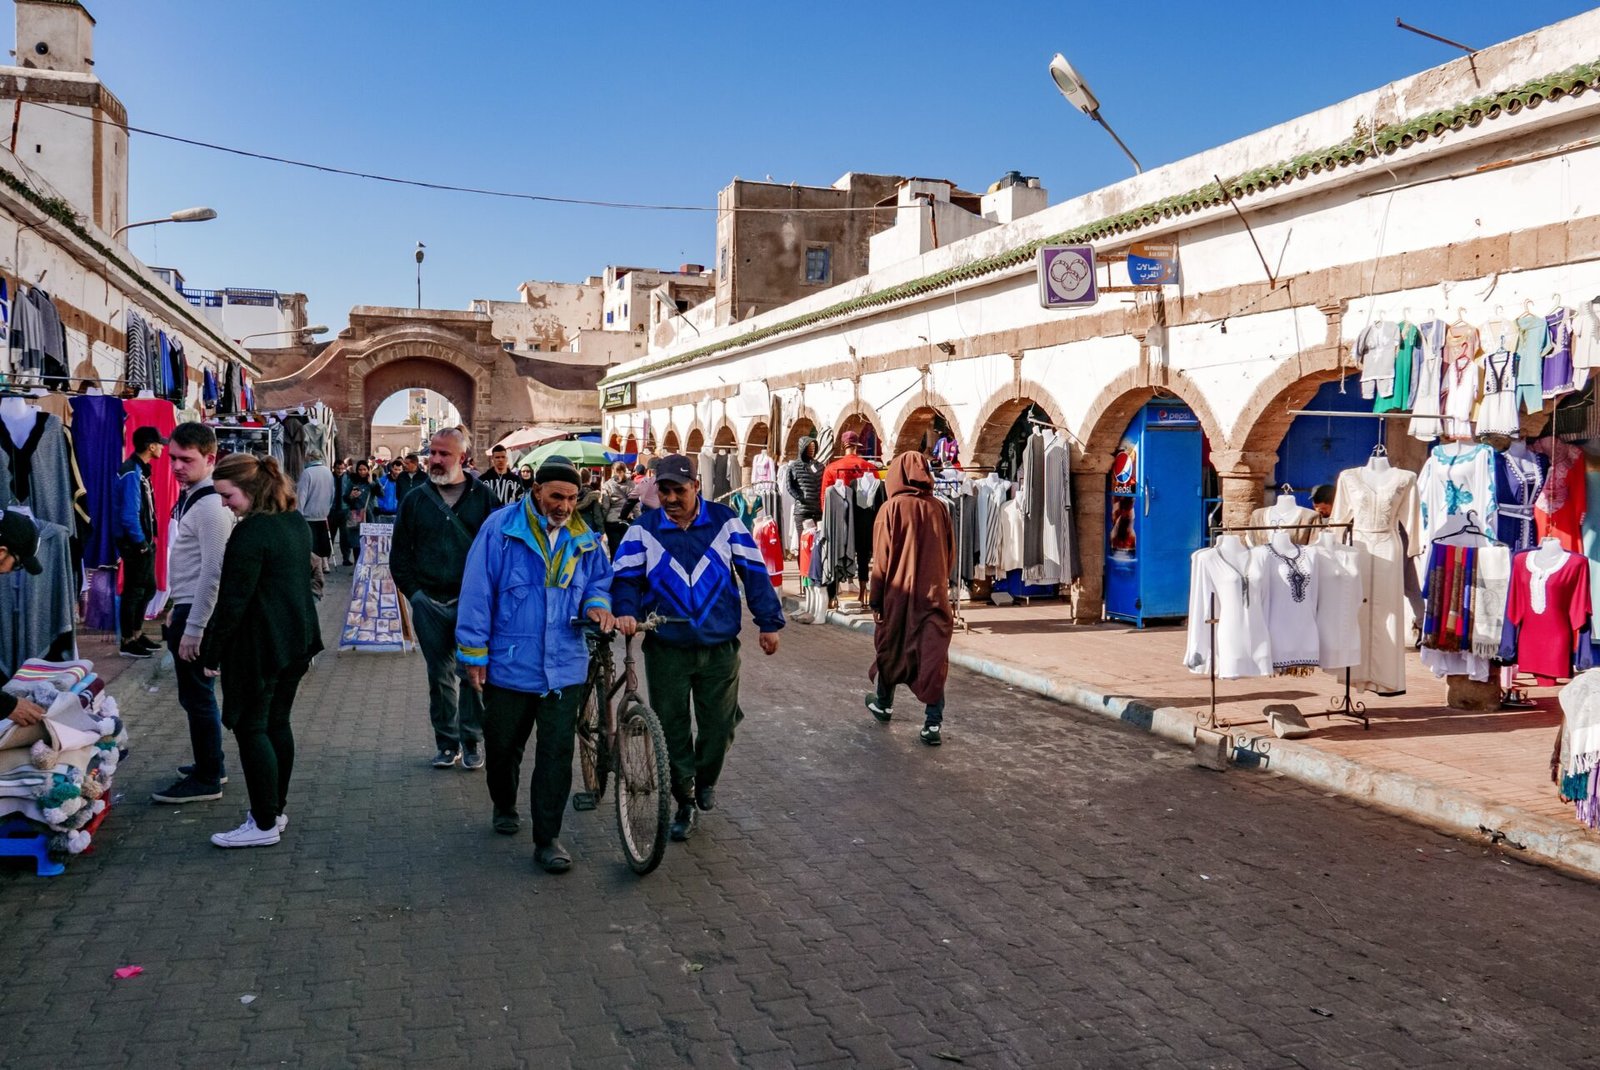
[799, 527, 816, 582]
[120, 398, 179, 589]
[1533, 439, 1586, 552]
[753, 517, 783, 588]
[821, 453, 877, 495]
[1505, 550, 1591, 683]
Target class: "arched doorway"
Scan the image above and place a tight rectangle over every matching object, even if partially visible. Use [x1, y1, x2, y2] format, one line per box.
[784, 417, 817, 461]
[624, 433, 639, 456]
[971, 397, 1059, 479]
[743, 421, 770, 466]
[894, 405, 954, 460]
[368, 386, 463, 464]
[838, 411, 882, 461]
[663, 428, 681, 453]
[359, 356, 478, 459]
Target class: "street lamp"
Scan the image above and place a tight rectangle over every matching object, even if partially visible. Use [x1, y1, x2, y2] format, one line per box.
[415, 242, 425, 309]
[1048, 54, 1142, 175]
[112, 206, 218, 239]
[236, 324, 330, 346]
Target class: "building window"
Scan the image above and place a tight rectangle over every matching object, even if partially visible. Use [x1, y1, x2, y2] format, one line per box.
[719, 245, 728, 278]
[805, 246, 831, 284]
[606, 311, 614, 324]
[623, 302, 629, 320]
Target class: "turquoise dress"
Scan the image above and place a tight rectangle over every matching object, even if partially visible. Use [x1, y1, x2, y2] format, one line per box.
[1515, 313, 1548, 415]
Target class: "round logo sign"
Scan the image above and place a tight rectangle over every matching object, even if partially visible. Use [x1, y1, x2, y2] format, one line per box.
[1046, 248, 1094, 302]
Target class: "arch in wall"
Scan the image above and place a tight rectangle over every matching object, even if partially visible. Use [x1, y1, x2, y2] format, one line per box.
[783, 410, 820, 460]
[713, 423, 738, 448]
[834, 401, 887, 458]
[685, 427, 706, 454]
[742, 421, 770, 465]
[892, 404, 957, 459]
[624, 433, 639, 455]
[968, 384, 1066, 471]
[348, 331, 491, 455]
[607, 431, 623, 452]
[662, 427, 682, 452]
[359, 357, 478, 449]
[1076, 368, 1227, 465]
[1230, 346, 1351, 461]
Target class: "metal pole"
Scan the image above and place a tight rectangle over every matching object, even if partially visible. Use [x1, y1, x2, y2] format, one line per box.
[1092, 112, 1142, 174]
[1395, 17, 1475, 55]
[416, 261, 421, 310]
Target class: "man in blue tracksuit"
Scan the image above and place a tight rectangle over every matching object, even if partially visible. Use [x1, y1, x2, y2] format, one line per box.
[456, 456, 614, 874]
[613, 454, 785, 843]
[115, 425, 164, 658]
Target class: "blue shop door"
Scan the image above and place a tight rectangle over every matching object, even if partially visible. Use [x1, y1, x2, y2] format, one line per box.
[1105, 403, 1203, 626]
[1273, 376, 1380, 506]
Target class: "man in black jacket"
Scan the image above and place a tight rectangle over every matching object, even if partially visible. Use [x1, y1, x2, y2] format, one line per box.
[783, 434, 824, 526]
[390, 428, 500, 771]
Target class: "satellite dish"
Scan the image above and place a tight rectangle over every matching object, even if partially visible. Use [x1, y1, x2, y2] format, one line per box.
[1049, 53, 1100, 116]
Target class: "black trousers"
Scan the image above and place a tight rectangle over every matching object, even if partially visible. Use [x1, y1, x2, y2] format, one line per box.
[339, 523, 358, 563]
[119, 543, 156, 640]
[225, 659, 310, 830]
[482, 683, 582, 845]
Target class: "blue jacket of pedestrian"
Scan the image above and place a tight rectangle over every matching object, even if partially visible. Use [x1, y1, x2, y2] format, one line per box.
[611, 496, 785, 649]
[456, 497, 613, 694]
[373, 475, 400, 515]
[113, 456, 155, 548]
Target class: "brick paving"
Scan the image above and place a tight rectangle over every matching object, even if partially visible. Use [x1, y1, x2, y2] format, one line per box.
[3, 570, 1600, 1067]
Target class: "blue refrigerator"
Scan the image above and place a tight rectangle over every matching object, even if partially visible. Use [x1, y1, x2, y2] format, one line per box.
[1104, 401, 1203, 626]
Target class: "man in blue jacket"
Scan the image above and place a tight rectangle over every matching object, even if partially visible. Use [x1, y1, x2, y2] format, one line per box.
[613, 454, 785, 843]
[115, 425, 164, 658]
[457, 456, 614, 874]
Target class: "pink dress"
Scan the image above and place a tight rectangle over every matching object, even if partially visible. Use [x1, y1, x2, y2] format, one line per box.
[1505, 550, 1591, 683]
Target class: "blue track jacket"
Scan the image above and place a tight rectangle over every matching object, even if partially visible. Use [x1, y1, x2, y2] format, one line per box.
[456, 497, 613, 694]
[611, 497, 785, 648]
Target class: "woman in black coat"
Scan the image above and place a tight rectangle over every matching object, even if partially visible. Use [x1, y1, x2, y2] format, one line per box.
[202, 453, 325, 848]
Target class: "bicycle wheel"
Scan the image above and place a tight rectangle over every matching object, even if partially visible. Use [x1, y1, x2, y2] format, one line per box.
[614, 700, 671, 875]
[575, 673, 608, 797]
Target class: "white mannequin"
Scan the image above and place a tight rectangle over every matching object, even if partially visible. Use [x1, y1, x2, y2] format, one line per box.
[1215, 533, 1250, 570]
[135, 388, 154, 399]
[0, 394, 37, 442]
[1533, 535, 1568, 571]
[1268, 528, 1298, 557]
[1268, 490, 1299, 522]
[1367, 447, 1390, 473]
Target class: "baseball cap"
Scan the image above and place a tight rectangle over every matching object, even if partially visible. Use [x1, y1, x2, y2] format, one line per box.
[841, 430, 861, 448]
[131, 426, 166, 452]
[0, 509, 43, 575]
[654, 454, 696, 486]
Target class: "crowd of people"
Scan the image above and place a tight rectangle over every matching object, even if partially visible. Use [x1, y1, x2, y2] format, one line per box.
[8, 424, 958, 868]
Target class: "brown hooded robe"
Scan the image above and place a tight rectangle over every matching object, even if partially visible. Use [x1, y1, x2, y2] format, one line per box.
[868, 452, 955, 704]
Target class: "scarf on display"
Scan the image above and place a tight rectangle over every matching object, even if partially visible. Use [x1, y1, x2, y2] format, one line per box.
[1559, 673, 1600, 827]
[1532, 439, 1580, 513]
[1471, 544, 1512, 660]
[1422, 542, 1475, 653]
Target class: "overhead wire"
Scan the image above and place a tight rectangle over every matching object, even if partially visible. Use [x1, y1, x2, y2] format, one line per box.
[27, 101, 911, 216]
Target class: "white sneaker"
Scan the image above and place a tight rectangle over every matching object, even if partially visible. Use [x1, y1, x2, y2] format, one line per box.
[276, 811, 288, 832]
[210, 814, 281, 848]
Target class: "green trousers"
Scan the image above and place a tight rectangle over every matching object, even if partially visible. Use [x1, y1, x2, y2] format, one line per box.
[642, 638, 743, 805]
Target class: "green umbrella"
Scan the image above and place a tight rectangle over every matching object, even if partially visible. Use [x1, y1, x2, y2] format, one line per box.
[516, 439, 611, 469]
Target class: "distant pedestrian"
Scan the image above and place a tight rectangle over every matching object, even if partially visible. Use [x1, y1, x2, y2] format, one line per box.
[115, 425, 165, 658]
[390, 428, 499, 771]
[339, 460, 375, 564]
[863, 452, 954, 746]
[632, 459, 661, 513]
[296, 447, 335, 600]
[517, 464, 535, 493]
[396, 453, 427, 501]
[1311, 484, 1336, 520]
[481, 444, 525, 507]
[599, 461, 636, 553]
[372, 459, 405, 521]
[456, 456, 615, 873]
[613, 454, 785, 842]
[202, 453, 323, 848]
[150, 422, 236, 806]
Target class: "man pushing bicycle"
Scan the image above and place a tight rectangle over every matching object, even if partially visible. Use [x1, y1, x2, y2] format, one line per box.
[457, 456, 614, 874]
[613, 454, 785, 843]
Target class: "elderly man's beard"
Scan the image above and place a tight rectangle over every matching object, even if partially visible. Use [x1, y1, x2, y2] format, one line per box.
[429, 460, 462, 484]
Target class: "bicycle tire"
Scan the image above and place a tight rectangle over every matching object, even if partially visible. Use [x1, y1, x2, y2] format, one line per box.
[614, 700, 671, 875]
[576, 674, 607, 797]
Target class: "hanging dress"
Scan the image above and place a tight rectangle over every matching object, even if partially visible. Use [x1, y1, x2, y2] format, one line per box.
[1494, 443, 1547, 553]
[1531, 437, 1587, 552]
[1545, 307, 1576, 399]
[1313, 533, 1368, 673]
[1440, 324, 1480, 439]
[1475, 350, 1519, 436]
[1418, 442, 1497, 546]
[1331, 465, 1421, 694]
[1408, 319, 1448, 440]
[1357, 321, 1400, 404]
[1514, 312, 1548, 414]
[1184, 541, 1273, 679]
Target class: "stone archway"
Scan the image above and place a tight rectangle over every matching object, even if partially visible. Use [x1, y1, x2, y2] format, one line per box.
[663, 428, 682, 452]
[969, 390, 1064, 472]
[685, 428, 706, 454]
[835, 403, 886, 460]
[893, 404, 955, 458]
[359, 357, 478, 451]
[713, 424, 737, 448]
[742, 421, 770, 465]
[784, 414, 818, 460]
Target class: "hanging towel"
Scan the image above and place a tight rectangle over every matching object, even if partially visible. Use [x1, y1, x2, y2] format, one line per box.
[1471, 543, 1512, 660]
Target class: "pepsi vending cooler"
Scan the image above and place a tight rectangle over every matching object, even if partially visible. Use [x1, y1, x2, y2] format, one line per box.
[1103, 401, 1203, 627]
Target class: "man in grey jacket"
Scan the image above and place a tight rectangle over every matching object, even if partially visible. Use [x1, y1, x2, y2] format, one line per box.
[297, 448, 336, 599]
[151, 423, 236, 805]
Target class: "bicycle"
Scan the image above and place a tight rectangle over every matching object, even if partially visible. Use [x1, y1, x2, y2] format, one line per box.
[571, 613, 679, 874]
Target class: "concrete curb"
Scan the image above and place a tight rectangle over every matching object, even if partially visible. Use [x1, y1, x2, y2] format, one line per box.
[785, 596, 1600, 883]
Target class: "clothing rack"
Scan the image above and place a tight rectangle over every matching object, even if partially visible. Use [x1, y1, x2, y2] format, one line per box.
[1201, 520, 1369, 746]
[1026, 415, 1084, 447]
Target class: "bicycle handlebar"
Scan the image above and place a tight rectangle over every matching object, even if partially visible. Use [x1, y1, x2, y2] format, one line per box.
[568, 612, 688, 633]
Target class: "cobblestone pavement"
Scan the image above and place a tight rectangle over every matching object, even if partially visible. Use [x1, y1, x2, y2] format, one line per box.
[5, 579, 1600, 1069]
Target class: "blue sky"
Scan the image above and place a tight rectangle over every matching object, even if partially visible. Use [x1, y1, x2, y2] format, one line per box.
[59, 1, 1598, 335]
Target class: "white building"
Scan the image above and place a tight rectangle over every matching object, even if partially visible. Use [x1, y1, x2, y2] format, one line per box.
[602, 9, 1600, 621]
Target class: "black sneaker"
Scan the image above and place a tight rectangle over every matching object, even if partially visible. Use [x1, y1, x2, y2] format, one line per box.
[920, 724, 942, 746]
[134, 635, 160, 652]
[695, 785, 717, 812]
[864, 695, 893, 723]
[177, 764, 229, 785]
[492, 809, 520, 835]
[150, 777, 223, 804]
[461, 744, 484, 771]
[431, 749, 460, 769]
[119, 641, 152, 659]
[669, 803, 697, 842]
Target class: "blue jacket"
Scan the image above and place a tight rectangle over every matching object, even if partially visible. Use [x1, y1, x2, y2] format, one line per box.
[456, 498, 613, 694]
[373, 475, 400, 515]
[612, 497, 785, 648]
[113, 456, 155, 548]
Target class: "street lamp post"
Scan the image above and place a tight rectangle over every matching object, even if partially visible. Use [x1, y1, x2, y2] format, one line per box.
[236, 324, 330, 347]
[415, 242, 425, 310]
[1048, 54, 1142, 175]
[112, 206, 218, 239]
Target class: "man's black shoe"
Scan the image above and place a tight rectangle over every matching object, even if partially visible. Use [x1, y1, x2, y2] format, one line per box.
[134, 635, 160, 652]
[492, 809, 520, 835]
[431, 749, 460, 769]
[178, 764, 228, 785]
[920, 723, 943, 746]
[150, 776, 223, 804]
[118, 641, 152, 659]
[534, 839, 572, 873]
[864, 695, 893, 723]
[669, 804, 697, 842]
[695, 785, 716, 812]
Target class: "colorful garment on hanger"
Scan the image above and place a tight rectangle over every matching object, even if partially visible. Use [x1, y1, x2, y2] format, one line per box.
[68, 395, 126, 571]
[1545, 307, 1575, 398]
[1495, 445, 1547, 552]
[1503, 549, 1590, 682]
[1375, 322, 1419, 414]
[1476, 349, 1519, 436]
[1532, 438, 1586, 552]
[1356, 321, 1400, 404]
[1440, 325, 1480, 438]
[120, 398, 178, 591]
[1515, 313, 1548, 414]
[1408, 319, 1448, 440]
[1418, 442, 1496, 545]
